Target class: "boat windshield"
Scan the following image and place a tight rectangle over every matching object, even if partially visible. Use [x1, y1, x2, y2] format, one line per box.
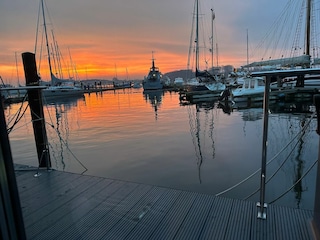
[257, 79, 265, 87]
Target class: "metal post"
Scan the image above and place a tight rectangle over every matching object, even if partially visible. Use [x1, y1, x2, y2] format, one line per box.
[257, 75, 271, 219]
[22, 52, 51, 168]
[0, 99, 26, 239]
[312, 94, 320, 238]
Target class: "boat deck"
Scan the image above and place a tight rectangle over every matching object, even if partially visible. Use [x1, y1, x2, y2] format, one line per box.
[16, 166, 315, 240]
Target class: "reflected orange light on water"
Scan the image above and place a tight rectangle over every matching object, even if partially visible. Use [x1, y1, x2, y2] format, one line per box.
[72, 91, 152, 132]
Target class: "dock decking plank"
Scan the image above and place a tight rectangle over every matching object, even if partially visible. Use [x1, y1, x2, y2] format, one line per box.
[26, 176, 109, 239]
[148, 191, 198, 240]
[296, 209, 314, 238]
[198, 197, 234, 239]
[30, 178, 114, 240]
[16, 170, 65, 195]
[22, 174, 98, 228]
[17, 171, 83, 214]
[59, 180, 141, 240]
[274, 205, 313, 240]
[124, 189, 181, 240]
[250, 204, 276, 240]
[101, 187, 168, 239]
[79, 183, 152, 239]
[15, 168, 315, 240]
[224, 199, 254, 240]
[173, 194, 215, 240]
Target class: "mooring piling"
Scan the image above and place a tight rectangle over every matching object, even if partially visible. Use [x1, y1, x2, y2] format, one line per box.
[22, 52, 51, 168]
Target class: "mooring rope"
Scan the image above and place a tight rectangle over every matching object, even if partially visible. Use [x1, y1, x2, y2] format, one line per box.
[6, 93, 29, 134]
[215, 111, 316, 197]
[268, 158, 318, 204]
[41, 99, 88, 173]
[46, 123, 88, 173]
[29, 107, 54, 128]
[243, 125, 312, 200]
[10, 101, 88, 174]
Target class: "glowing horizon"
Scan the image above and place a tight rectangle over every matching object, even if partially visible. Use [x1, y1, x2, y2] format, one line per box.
[0, 0, 287, 86]
[0, 37, 247, 85]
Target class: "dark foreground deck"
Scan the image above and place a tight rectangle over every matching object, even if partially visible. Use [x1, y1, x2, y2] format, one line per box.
[15, 166, 315, 240]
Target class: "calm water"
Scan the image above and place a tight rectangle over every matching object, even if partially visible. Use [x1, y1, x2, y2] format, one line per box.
[5, 88, 318, 210]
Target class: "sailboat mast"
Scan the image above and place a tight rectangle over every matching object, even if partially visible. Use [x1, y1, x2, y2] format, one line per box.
[41, 0, 54, 82]
[126, 67, 129, 81]
[196, 0, 199, 72]
[306, 0, 311, 59]
[52, 29, 63, 78]
[211, 8, 214, 72]
[114, 63, 118, 80]
[216, 43, 219, 67]
[247, 29, 249, 65]
[15, 52, 20, 86]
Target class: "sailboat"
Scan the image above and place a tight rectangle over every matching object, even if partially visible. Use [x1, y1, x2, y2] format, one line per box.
[218, 0, 320, 105]
[0, 76, 28, 104]
[183, 0, 225, 102]
[37, 0, 84, 100]
[243, 0, 320, 90]
[0, 52, 29, 103]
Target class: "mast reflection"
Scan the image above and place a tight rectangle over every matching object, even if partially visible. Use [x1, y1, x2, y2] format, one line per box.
[44, 95, 84, 170]
[186, 100, 216, 183]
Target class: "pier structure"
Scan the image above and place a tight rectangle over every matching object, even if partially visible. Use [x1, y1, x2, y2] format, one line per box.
[312, 94, 320, 238]
[14, 166, 315, 239]
[251, 68, 320, 223]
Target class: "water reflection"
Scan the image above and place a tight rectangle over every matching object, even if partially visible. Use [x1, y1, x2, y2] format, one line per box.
[269, 100, 314, 114]
[217, 99, 314, 121]
[43, 94, 85, 106]
[186, 100, 216, 183]
[240, 108, 263, 122]
[294, 122, 305, 208]
[6, 91, 317, 210]
[217, 100, 263, 121]
[44, 96, 85, 172]
[189, 98, 316, 209]
[143, 90, 164, 119]
[217, 101, 233, 115]
[267, 113, 316, 208]
[232, 100, 264, 110]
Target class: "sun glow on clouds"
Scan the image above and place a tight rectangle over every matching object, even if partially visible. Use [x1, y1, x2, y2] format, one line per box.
[44, 26, 192, 80]
[0, 0, 288, 85]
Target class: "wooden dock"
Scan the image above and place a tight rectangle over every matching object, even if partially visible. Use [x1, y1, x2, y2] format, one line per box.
[15, 165, 315, 240]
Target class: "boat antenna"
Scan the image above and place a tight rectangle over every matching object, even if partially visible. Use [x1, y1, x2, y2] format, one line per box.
[151, 51, 155, 70]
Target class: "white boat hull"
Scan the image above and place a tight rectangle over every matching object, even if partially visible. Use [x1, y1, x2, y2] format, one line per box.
[42, 86, 84, 99]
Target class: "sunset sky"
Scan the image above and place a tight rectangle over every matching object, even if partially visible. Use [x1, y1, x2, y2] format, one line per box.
[1, 0, 290, 84]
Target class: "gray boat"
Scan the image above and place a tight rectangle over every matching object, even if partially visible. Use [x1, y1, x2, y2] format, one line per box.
[142, 56, 164, 90]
